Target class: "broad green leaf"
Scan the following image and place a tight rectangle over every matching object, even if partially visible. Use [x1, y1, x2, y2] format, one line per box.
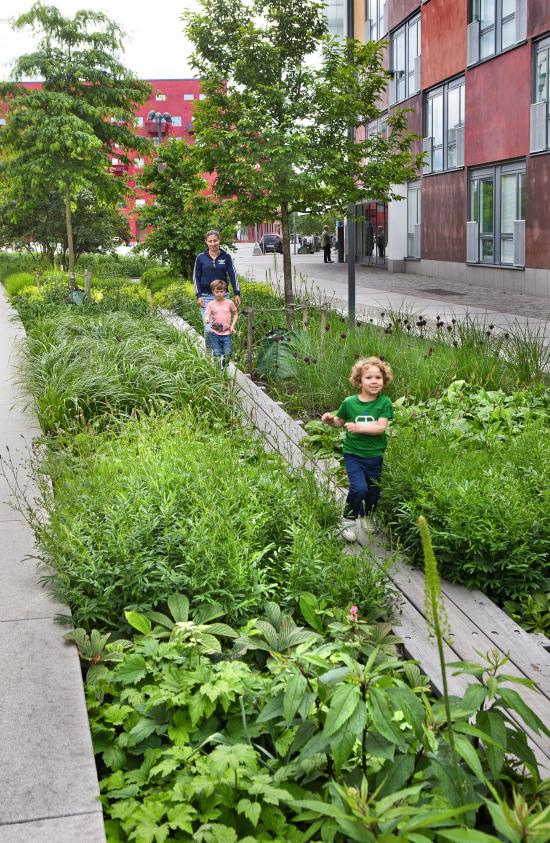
[237, 798, 262, 827]
[124, 610, 151, 635]
[476, 710, 506, 780]
[454, 735, 487, 781]
[497, 687, 549, 735]
[324, 684, 361, 737]
[368, 687, 407, 748]
[127, 716, 158, 746]
[439, 830, 501, 843]
[484, 800, 521, 843]
[102, 744, 126, 771]
[115, 654, 147, 685]
[205, 622, 238, 638]
[283, 671, 308, 722]
[299, 593, 324, 632]
[167, 593, 189, 623]
[377, 753, 415, 797]
[330, 701, 367, 772]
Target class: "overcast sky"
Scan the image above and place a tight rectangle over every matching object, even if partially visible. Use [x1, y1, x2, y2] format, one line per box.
[0, 0, 201, 80]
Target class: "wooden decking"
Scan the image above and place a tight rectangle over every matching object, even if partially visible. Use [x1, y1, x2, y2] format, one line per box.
[163, 310, 550, 772]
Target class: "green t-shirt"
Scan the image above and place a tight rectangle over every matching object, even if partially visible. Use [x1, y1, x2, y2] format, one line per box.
[336, 393, 394, 458]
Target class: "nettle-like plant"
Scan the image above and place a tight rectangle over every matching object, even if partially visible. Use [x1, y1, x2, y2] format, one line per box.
[77, 592, 550, 842]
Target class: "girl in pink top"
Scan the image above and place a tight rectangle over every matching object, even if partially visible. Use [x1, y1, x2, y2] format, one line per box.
[204, 280, 238, 365]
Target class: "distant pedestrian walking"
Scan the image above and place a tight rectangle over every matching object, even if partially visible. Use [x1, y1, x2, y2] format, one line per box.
[193, 229, 241, 352]
[377, 226, 386, 259]
[321, 225, 333, 263]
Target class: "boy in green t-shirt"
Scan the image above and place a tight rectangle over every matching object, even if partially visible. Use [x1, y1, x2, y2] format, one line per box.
[322, 356, 394, 542]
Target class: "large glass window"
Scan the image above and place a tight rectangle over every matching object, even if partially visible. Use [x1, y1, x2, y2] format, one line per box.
[532, 36, 550, 152]
[407, 182, 421, 258]
[424, 77, 465, 173]
[366, 0, 387, 41]
[469, 162, 525, 266]
[469, 0, 525, 63]
[390, 15, 420, 104]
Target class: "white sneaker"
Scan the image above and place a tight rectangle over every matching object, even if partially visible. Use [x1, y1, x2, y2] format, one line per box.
[361, 514, 377, 534]
[340, 518, 358, 542]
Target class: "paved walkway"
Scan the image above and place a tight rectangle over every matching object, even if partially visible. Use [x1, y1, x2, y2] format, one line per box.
[0, 288, 104, 842]
[234, 244, 550, 341]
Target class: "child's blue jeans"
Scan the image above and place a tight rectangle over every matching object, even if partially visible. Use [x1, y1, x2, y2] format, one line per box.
[343, 454, 383, 518]
[211, 333, 232, 363]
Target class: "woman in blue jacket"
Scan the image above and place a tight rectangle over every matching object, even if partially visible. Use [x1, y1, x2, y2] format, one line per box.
[193, 230, 241, 351]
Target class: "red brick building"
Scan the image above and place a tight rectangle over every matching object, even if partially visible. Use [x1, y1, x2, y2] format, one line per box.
[353, 0, 550, 298]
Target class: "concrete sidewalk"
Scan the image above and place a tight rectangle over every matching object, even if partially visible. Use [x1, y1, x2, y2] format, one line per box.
[234, 244, 550, 340]
[0, 288, 105, 842]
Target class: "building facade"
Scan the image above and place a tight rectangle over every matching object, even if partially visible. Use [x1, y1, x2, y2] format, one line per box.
[354, 0, 550, 298]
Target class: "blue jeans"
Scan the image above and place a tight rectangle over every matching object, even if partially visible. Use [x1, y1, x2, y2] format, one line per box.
[211, 332, 232, 363]
[343, 454, 383, 519]
[199, 293, 230, 352]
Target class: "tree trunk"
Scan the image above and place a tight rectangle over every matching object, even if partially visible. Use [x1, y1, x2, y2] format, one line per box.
[280, 202, 294, 315]
[64, 177, 75, 277]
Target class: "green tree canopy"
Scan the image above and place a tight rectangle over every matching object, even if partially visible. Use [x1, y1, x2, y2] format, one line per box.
[184, 0, 422, 306]
[136, 140, 238, 277]
[0, 3, 151, 272]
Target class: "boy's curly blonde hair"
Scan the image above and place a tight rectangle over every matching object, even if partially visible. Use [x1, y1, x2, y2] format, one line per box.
[349, 356, 393, 390]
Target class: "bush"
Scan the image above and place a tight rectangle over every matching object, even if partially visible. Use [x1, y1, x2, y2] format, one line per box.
[33, 413, 388, 629]
[76, 252, 159, 278]
[141, 265, 181, 294]
[3, 271, 38, 297]
[0, 252, 48, 284]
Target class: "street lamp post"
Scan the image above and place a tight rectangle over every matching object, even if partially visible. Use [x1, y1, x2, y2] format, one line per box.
[346, 0, 356, 327]
[147, 109, 172, 144]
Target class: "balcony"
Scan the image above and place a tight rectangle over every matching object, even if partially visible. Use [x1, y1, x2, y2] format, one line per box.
[144, 120, 171, 136]
[111, 163, 129, 176]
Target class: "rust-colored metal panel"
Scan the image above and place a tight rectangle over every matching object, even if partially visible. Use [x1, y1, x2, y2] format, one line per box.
[528, 0, 550, 39]
[389, 0, 420, 31]
[421, 170, 467, 262]
[422, 0, 467, 90]
[526, 154, 550, 268]
[465, 45, 530, 167]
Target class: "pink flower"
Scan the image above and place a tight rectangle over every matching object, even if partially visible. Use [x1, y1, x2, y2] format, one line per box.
[349, 605, 358, 623]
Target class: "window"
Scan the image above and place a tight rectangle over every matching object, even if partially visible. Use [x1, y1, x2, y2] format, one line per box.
[135, 116, 144, 127]
[467, 161, 525, 266]
[184, 93, 194, 101]
[199, 94, 207, 100]
[531, 36, 550, 152]
[424, 77, 465, 173]
[390, 15, 420, 104]
[468, 0, 526, 65]
[0, 118, 5, 126]
[155, 93, 167, 101]
[366, 115, 387, 139]
[366, 0, 387, 42]
[134, 157, 144, 169]
[171, 116, 182, 126]
[407, 181, 421, 258]
[135, 199, 146, 206]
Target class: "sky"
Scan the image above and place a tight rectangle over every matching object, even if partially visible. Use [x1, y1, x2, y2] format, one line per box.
[0, 0, 201, 80]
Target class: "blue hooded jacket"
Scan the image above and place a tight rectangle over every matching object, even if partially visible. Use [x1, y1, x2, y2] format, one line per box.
[193, 249, 240, 298]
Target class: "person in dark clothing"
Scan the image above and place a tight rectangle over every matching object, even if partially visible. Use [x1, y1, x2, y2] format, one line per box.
[193, 230, 241, 351]
[320, 225, 333, 263]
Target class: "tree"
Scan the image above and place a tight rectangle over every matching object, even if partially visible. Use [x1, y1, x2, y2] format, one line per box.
[184, 0, 423, 309]
[0, 181, 130, 267]
[136, 140, 238, 277]
[0, 3, 150, 274]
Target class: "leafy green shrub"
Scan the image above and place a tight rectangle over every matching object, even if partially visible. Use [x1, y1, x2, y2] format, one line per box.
[76, 252, 158, 278]
[77, 597, 550, 842]
[141, 265, 180, 294]
[0, 252, 48, 283]
[3, 271, 38, 297]
[32, 412, 387, 629]
[381, 419, 549, 605]
[19, 310, 221, 433]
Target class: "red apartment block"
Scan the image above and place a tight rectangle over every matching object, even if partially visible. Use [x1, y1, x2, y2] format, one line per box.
[353, 0, 550, 298]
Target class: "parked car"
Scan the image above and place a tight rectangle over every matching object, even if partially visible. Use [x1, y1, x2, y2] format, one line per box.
[259, 233, 283, 254]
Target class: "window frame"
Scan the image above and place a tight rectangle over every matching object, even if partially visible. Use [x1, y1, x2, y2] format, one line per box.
[390, 14, 421, 104]
[366, 0, 387, 42]
[532, 35, 550, 152]
[468, 160, 526, 267]
[468, 0, 525, 64]
[424, 76, 465, 174]
[407, 181, 421, 258]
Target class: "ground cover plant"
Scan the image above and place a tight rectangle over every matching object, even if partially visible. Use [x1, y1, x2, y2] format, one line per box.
[75, 591, 550, 842]
[31, 410, 388, 630]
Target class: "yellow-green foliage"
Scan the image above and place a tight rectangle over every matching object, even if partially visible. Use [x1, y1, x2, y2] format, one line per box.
[3, 272, 37, 297]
